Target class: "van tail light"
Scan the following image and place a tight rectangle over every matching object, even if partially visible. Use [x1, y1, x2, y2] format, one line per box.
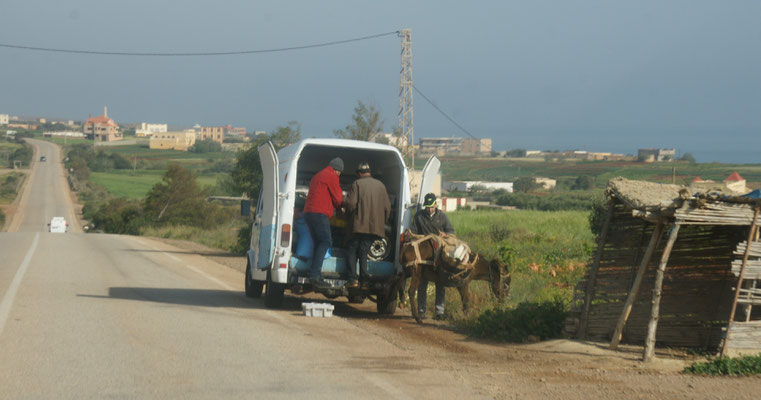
[280, 224, 291, 247]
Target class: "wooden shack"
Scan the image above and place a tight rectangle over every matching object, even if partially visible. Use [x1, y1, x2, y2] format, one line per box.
[567, 177, 761, 360]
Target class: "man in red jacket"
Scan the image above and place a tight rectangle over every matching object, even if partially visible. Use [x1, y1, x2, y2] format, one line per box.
[303, 157, 344, 286]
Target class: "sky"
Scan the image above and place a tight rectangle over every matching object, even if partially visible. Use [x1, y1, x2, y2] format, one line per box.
[1, 1, 760, 163]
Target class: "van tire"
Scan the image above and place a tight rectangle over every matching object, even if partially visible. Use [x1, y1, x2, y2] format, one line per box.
[376, 292, 398, 315]
[245, 262, 264, 298]
[264, 270, 285, 308]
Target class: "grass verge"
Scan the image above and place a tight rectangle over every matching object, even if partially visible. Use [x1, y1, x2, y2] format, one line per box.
[140, 220, 247, 252]
[684, 354, 761, 376]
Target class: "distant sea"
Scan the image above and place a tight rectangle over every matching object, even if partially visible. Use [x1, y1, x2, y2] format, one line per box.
[689, 150, 759, 165]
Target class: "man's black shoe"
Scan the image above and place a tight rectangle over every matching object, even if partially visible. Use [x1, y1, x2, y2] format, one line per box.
[345, 280, 359, 289]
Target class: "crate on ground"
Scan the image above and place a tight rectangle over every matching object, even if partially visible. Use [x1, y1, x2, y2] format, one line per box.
[302, 302, 335, 317]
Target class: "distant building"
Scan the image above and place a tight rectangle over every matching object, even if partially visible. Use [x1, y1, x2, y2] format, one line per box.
[199, 126, 225, 143]
[525, 150, 543, 158]
[689, 172, 748, 195]
[149, 130, 197, 151]
[534, 177, 557, 190]
[135, 122, 168, 137]
[84, 107, 121, 142]
[227, 126, 246, 136]
[254, 130, 267, 136]
[39, 118, 47, 124]
[460, 138, 492, 155]
[418, 137, 463, 156]
[638, 148, 675, 162]
[0, 114, 8, 125]
[724, 171, 747, 194]
[438, 197, 467, 212]
[8, 123, 38, 130]
[418, 136, 493, 156]
[444, 181, 513, 193]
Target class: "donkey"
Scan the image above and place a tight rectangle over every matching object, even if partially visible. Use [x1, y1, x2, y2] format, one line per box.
[400, 233, 511, 323]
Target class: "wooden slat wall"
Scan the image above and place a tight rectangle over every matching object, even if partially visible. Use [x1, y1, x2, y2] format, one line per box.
[578, 200, 742, 350]
[727, 321, 761, 350]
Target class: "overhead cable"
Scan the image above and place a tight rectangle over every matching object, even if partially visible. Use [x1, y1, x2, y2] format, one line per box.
[413, 85, 477, 139]
[0, 31, 399, 57]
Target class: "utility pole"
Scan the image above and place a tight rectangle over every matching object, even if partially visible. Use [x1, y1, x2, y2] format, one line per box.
[398, 28, 414, 169]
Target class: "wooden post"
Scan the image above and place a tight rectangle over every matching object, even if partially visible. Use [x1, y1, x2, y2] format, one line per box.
[610, 221, 664, 350]
[578, 200, 614, 339]
[721, 206, 760, 357]
[643, 223, 681, 362]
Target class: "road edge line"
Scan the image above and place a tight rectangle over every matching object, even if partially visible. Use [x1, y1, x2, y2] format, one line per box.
[0, 232, 40, 336]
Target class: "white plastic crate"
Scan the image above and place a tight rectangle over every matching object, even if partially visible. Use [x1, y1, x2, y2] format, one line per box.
[302, 302, 335, 318]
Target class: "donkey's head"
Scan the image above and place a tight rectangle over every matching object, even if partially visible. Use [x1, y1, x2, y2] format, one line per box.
[488, 258, 511, 300]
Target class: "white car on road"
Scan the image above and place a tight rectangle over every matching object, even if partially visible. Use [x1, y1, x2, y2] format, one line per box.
[48, 217, 68, 233]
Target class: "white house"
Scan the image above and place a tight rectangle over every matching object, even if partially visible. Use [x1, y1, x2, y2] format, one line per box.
[0, 114, 8, 125]
[444, 181, 513, 193]
[136, 122, 168, 137]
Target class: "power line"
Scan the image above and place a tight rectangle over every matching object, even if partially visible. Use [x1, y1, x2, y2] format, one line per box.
[0, 31, 399, 57]
[413, 85, 477, 139]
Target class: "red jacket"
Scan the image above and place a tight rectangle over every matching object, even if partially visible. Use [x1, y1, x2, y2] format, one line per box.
[303, 166, 343, 216]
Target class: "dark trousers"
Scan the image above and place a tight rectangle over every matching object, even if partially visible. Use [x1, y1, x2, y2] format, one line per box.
[304, 212, 332, 279]
[346, 233, 378, 282]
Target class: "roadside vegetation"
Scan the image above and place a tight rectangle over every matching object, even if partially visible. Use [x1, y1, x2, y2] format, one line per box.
[439, 209, 594, 341]
[684, 354, 761, 376]
[1, 134, 34, 168]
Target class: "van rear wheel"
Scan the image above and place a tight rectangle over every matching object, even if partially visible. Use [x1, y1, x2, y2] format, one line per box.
[245, 262, 264, 298]
[264, 270, 285, 308]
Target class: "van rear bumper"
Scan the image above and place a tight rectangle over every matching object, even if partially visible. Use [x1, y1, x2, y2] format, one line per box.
[288, 255, 394, 278]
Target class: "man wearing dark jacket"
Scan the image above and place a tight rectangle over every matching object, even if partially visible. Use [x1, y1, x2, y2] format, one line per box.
[343, 162, 391, 289]
[304, 157, 344, 286]
[411, 193, 454, 319]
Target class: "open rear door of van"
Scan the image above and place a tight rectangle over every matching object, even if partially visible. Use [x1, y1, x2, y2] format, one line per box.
[256, 141, 280, 270]
[416, 155, 440, 210]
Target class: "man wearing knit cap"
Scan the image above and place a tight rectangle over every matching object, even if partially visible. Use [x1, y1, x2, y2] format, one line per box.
[303, 157, 344, 287]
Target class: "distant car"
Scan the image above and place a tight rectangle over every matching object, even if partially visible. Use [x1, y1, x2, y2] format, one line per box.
[40, 156, 46, 162]
[48, 217, 68, 233]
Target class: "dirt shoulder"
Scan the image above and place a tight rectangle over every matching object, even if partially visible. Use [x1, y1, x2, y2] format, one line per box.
[144, 236, 761, 400]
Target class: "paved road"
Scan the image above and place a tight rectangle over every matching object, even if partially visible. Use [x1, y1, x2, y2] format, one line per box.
[0, 140, 485, 399]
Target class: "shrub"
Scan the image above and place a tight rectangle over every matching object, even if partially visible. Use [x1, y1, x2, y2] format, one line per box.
[684, 354, 761, 376]
[495, 191, 601, 211]
[467, 301, 567, 342]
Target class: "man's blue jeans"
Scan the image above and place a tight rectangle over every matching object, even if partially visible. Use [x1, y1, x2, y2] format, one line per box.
[304, 212, 332, 280]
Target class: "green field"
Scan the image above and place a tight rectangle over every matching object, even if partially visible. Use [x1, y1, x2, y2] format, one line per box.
[42, 137, 91, 146]
[91, 170, 225, 198]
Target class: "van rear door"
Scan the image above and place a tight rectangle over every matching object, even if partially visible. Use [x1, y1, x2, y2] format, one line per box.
[256, 141, 280, 270]
[416, 156, 440, 209]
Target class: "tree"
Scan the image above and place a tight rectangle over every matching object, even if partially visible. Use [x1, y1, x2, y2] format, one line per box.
[571, 175, 595, 190]
[191, 139, 222, 153]
[513, 177, 538, 193]
[333, 100, 383, 141]
[269, 121, 301, 149]
[143, 163, 212, 226]
[506, 149, 527, 158]
[680, 153, 696, 163]
[229, 122, 300, 199]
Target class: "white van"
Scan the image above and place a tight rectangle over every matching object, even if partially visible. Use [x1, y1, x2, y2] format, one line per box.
[49, 217, 68, 233]
[245, 138, 439, 314]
